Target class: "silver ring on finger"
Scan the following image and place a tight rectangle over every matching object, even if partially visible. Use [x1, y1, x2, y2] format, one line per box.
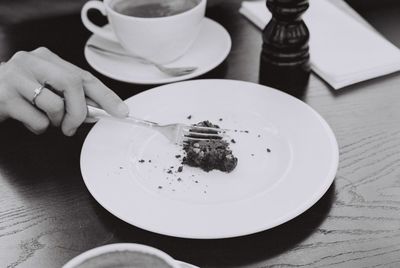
[32, 82, 47, 106]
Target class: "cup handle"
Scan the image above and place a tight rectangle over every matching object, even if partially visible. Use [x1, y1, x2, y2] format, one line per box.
[81, 0, 118, 42]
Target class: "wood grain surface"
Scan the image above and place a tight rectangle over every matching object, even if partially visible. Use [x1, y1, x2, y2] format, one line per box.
[1, 1, 400, 267]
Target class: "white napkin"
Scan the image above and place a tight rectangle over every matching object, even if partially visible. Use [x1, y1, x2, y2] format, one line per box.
[239, 0, 400, 89]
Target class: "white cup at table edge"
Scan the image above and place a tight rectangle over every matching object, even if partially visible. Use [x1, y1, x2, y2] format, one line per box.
[81, 0, 207, 64]
[62, 243, 199, 268]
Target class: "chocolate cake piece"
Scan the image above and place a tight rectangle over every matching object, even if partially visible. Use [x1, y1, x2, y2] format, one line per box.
[182, 121, 238, 172]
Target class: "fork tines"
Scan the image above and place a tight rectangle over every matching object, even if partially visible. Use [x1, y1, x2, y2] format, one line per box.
[183, 125, 225, 141]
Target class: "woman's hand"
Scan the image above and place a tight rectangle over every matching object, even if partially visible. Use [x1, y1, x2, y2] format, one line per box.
[0, 47, 129, 136]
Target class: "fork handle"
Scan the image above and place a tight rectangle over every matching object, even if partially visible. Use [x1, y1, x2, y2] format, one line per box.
[86, 105, 156, 128]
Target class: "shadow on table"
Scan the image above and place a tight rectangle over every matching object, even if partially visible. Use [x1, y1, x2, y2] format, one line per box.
[91, 181, 335, 267]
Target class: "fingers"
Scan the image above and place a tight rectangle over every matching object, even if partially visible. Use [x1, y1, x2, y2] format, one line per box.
[31, 47, 129, 118]
[7, 98, 50, 135]
[85, 98, 100, 107]
[81, 73, 129, 117]
[13, 51, 87, 136]
[2, 47, 127, 136]
[34, 88, 65, 127]
[14, 76, 65, 127]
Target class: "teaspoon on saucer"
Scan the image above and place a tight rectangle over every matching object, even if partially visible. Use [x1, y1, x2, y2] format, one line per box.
[86, 44, 197, 77]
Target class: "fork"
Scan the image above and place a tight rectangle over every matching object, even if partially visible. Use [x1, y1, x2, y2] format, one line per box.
[86, 44, 198, 77]
[86, 105, 225, 145]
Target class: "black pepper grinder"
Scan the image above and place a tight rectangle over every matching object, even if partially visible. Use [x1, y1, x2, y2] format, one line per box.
[259, 0, 310, 98]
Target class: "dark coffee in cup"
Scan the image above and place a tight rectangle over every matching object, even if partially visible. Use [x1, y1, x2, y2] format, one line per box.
[112, 0, 201, 18]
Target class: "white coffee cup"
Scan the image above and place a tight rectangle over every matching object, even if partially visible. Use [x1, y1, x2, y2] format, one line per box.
[81, 0, 206, 64]
[63, 243, 185, 268]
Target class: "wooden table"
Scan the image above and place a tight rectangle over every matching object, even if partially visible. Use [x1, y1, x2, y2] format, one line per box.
[1, 1, 400, 267]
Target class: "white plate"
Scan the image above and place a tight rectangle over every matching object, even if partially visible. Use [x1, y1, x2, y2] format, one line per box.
[80, 79, 339, 239]
[84, 18, 231, 85]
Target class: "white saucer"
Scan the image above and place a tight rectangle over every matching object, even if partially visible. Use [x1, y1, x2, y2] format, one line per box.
[80, 79, 339, 239]
[84, 18, 231, 85]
